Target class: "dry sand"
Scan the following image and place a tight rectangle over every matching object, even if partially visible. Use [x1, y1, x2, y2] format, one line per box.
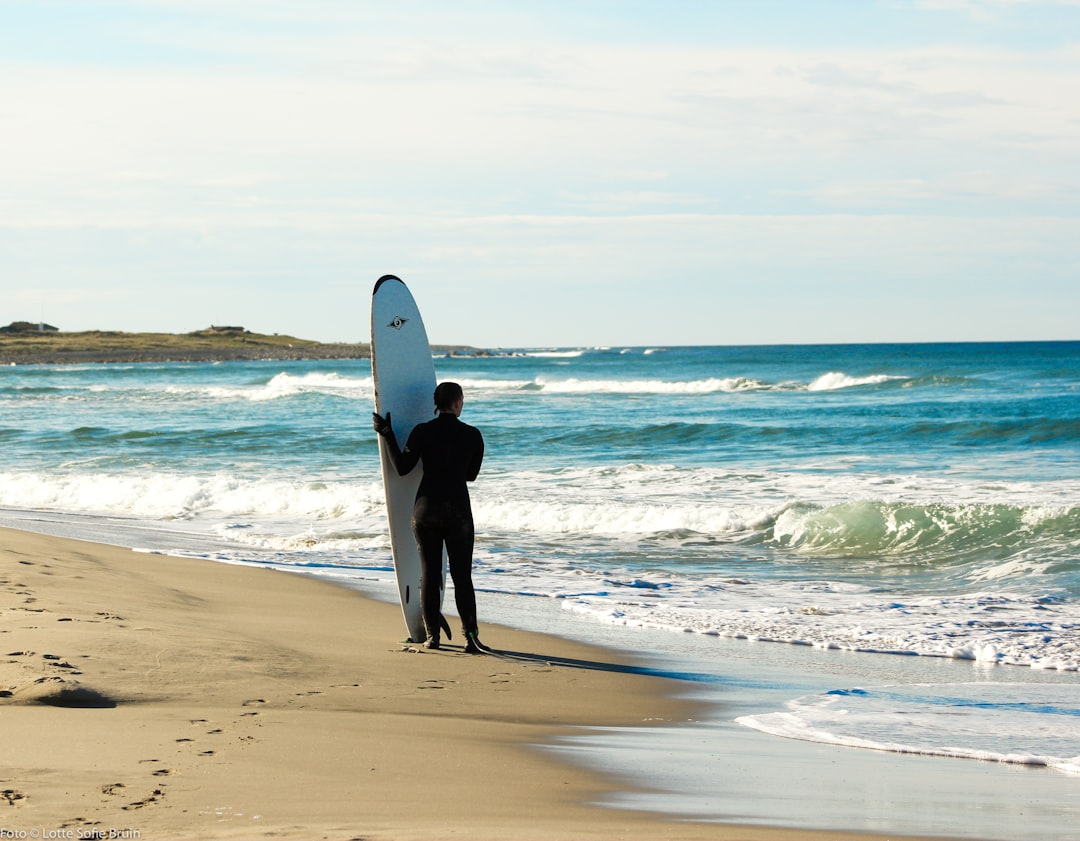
[1, 527, 945, 841]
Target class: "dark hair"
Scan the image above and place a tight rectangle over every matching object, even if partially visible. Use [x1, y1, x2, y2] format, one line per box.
[433, 381, 463, 411]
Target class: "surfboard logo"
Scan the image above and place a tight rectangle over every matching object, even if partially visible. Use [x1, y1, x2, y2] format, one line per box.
[388, 315, 409, 330]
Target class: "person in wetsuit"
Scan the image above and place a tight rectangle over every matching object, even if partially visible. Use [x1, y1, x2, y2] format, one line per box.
[373, 381, 485, 652]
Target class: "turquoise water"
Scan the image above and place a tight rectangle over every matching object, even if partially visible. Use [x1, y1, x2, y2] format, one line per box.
[2, 341, 1079, 829]
[2, 343, 1079, 662]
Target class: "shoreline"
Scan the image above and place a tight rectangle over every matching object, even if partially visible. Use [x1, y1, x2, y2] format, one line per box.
[0, 328, 484, 365]
[0, 344, 486, 366]
[0, 526, 926, 841]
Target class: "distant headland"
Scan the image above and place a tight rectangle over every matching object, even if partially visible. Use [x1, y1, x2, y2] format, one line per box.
[0, 323, 479, 365]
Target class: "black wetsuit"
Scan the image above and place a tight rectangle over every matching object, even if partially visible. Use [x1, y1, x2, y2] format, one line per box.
[385, 412, 484, 639]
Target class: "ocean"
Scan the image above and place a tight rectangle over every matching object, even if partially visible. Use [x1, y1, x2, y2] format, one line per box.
[2, 341, 1079, 836]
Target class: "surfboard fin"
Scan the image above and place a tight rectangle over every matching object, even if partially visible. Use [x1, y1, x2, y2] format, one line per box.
[439, 614, 452, 641]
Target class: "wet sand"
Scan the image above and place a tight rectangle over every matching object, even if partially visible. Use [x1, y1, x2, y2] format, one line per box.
[1, 527, 948, 840]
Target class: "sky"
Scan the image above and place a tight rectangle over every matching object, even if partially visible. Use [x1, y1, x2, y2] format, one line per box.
[2, 0, 1078, 348]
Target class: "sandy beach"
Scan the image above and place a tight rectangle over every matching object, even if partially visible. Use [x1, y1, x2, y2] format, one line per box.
[0, 526, 953, 841]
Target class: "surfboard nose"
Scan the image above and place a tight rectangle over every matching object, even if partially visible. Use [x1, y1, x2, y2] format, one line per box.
[373, 274, 403, 293]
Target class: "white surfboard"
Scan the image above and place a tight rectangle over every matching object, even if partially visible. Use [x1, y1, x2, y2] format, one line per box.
[371, 274, 443, 642]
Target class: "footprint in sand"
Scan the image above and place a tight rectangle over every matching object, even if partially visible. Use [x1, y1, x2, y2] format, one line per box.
[2, 788, 27, 806]
[139, 759, 171, 777]
[121, 788, 165, 811]
[42, 654, 80, 672]
[59, 818, 100, 831]
[418, 679, 455, 690]
[101, 783, 126, 796]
